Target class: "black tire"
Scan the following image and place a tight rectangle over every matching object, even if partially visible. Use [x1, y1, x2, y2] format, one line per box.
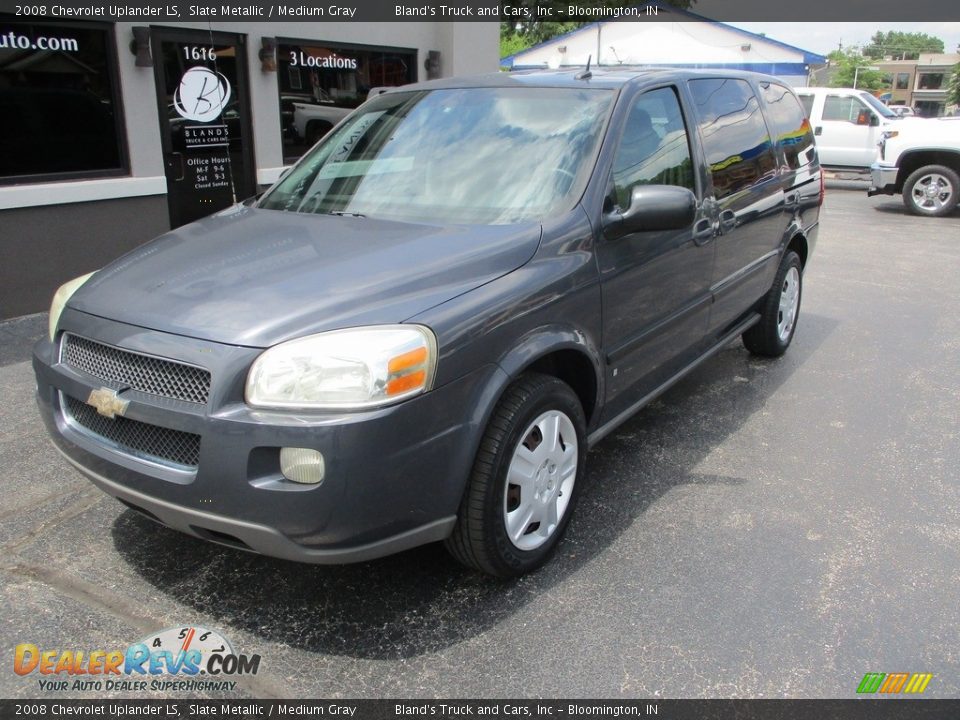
[742, 250, 803, 357]
[306, 120, 333, 145]
[902, 164, 959, 217]
[445, 373, 587, 577]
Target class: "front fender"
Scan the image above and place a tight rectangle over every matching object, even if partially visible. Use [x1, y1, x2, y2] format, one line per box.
[495, 324, 605, 424]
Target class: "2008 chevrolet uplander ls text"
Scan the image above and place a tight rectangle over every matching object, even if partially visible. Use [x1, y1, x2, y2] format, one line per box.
[34, 69, 821, 577]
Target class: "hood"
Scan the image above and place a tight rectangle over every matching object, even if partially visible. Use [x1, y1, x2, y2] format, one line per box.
[70, 205, 541, 347]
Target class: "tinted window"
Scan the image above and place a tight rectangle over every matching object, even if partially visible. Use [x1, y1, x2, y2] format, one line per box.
[611, 86, 694, 209]
[276, 40, 416, 163]
[689, 78, 776, 199]
[798, 94, 814, 118]
[0, 19, 124, 181]
[917, 73, 944, 90]
[760, 83, 816, 170]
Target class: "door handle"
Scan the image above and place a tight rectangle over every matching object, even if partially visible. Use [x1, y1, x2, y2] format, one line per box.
[814, 126, 823, 136]
[166, 152, 184, 182]
[693, 218, 715, 245]
[786, 192, 799, 206]
[718, 209, 737, 233]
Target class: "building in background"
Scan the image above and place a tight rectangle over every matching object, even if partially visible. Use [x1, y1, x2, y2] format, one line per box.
[0, 19, 497, 319]
[501, 8, 825, 88]
[876, 54, 960, 116]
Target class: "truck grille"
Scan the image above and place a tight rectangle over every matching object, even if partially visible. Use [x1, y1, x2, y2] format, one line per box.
[61, 334, 211, 405]
[63, 394, 201, 468]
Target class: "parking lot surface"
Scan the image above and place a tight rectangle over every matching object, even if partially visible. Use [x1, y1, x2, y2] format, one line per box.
[1, 187, 958, 699]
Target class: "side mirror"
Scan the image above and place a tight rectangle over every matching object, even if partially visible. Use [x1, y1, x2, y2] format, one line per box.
[603, 185, 696, 240]
[870, 113, 881, 126]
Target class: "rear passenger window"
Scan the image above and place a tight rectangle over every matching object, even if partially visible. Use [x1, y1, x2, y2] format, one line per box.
[611, 86, 695, 209]
[761, 83, 816, 169]
[689, 78, 777, 199]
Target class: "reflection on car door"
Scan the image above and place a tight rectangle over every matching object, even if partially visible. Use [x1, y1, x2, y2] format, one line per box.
[595, 85, 716, 423]
[687, 77, 785, 335]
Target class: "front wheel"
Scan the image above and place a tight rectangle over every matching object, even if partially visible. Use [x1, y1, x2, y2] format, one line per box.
[445, 373, 586, 577]
[742, 250, 803, 357]
[903, 165, 959, 217]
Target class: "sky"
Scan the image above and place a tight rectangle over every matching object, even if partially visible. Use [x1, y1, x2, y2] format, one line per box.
[728, 22, 960, 57]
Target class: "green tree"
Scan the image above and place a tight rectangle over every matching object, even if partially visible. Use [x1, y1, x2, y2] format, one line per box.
[862, 31, 944, 60]
[827, 49, 889, 91]
[500, 21, 579, 58]
[947, 62, 960, 107]
[500, 31, 533, 59]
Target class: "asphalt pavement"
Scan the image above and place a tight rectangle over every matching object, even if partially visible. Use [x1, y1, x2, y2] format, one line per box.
[1, 185, 958, 699]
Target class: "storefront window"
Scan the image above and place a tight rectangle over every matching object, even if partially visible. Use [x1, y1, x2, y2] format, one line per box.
[917, 73, 944, 90]
[276, 39, 416, 163]
[0, 19, 126, 182]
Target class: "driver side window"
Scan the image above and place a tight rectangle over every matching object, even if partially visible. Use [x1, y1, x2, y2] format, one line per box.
[612, 86, 695, 209]
[823, 95, 871, 123]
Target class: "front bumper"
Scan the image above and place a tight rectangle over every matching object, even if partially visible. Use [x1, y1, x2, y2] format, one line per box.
[868, 163, 899, 196]
[35, 309, 504, 563]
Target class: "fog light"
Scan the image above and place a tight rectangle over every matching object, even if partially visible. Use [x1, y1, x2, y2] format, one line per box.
[280, 448, 325, 485]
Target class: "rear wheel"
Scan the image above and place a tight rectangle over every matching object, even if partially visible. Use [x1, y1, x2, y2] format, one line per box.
[445, 373, 586, 577]
[305, 120, 333, 146]
[742, 250, 803, 357]
[903, 165, 959, 217]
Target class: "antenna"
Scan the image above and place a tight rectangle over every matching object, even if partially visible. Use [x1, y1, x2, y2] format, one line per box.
[575, 55, 593, 81]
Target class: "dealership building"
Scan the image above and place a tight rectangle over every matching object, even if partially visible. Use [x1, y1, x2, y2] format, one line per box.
[501, 11, 825, 88]
[0, 18, 497, 319]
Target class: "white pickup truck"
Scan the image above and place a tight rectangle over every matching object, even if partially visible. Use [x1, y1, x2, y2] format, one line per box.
[795, 87, 914, 170]
[868, 117, 960, 216]
[293, 102, 351, 145]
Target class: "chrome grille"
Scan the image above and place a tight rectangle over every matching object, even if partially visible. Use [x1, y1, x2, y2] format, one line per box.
[62, 334, 211, 404]
[64, 395, 201, 468]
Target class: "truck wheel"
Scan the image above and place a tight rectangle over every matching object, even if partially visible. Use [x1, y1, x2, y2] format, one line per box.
[306, 120, 333, 145]
[445, 373, 586, 577]
[903, 165, 959, 217]
[742, 250, 803, 357]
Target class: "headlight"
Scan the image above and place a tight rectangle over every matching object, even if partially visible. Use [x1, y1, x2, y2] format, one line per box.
[245, 325, 437, 410]
[48, 271, 96, 341]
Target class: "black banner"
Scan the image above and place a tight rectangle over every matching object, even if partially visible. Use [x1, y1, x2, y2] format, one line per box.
[0, 0, 957, 23]
[2, 700, 960, 720]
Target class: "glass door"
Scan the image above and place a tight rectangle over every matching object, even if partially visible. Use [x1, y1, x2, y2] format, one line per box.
[151, 28, 255, 228]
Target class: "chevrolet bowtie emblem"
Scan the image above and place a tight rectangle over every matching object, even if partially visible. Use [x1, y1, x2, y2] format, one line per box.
[86, 387, 129, 419]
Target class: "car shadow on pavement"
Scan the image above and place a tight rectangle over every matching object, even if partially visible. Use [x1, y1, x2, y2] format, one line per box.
[112, 313, 838, 660]
[870, 200, 960, 217]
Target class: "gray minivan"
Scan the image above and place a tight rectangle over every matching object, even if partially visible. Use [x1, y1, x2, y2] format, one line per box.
[34, 69, 822, 577]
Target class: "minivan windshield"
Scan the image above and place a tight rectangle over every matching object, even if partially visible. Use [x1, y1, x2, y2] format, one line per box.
[258, 87, 614, 225]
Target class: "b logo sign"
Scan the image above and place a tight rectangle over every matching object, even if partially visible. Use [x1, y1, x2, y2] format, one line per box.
[173, 66, 231, 123]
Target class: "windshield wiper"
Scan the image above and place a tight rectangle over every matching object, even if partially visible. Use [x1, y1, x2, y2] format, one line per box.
[326, 210, 365, 218]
